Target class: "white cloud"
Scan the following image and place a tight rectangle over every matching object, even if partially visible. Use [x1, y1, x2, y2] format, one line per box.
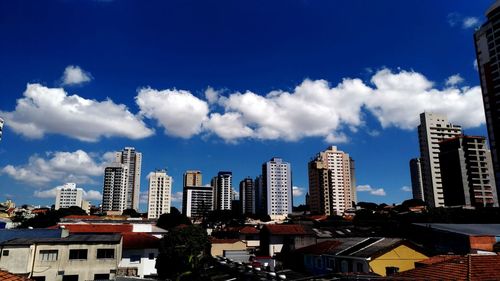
[357, 185, 386, 196]
[136, 88, 209, 138]
[33, 186, 102, 201]
[401, 186, 412, 192]
[1, 84, 154, 142]
[445, 74, 464, 86]
[205, 87, 220, 104]
[203, 112, 254, 141]
[1, 150, 113, 186]
[172, 191, 183, 202]
[293, 186, 304, 197]
[61, 65, 92, 85]
[463, 17, 479, 29]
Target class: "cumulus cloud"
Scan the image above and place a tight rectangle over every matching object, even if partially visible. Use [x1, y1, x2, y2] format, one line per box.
[172, 191, 183, 202]
[401, 186, 412, 192]
[357, 185, 386, 196]
[33, 186, 102, 201]
[1, 84, 153, 142]
[1, 150, 113, 186]
[136, 68, 484, 142]
[136, 88, 209, 138]
[293, 186, 305, 197]
[445, 74, 464, 86]
[61, 65, 93, 85]
[462, 17, 480, 29]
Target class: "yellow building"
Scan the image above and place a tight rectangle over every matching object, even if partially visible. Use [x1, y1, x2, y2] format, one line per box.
[210, 239, 247, 257]
[367, 242, 428, 276]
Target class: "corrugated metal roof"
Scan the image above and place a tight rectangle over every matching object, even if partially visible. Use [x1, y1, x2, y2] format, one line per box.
[413, 223, 500, 236]
[1, 234, 121, 245]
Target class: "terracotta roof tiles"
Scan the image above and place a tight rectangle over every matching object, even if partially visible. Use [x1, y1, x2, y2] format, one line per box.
[0, 270, 32, 280]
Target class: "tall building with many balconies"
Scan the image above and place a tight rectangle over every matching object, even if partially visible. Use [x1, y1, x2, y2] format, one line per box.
[262, 158, 292, 220]
[183, 170, 202, 187]
[418, 112, 463, 207]
[240, 177, 255, 214]
[183, 186, 213, 219]
[115, 147, 142, 210]
[308, 146, 356, 216]
[212, 171, 232, 210]
[474, 1, 500, 197]
[439, 136, 498, 207]
[147, 170, 172, 219]
[102, 163, 128, 213]
[409, 158, 424, 201]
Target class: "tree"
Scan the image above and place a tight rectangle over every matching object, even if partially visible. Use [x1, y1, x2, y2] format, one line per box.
[19, 206, 87, 228]
[122, 208, 141, 218]
[156, 207, 191, 230]
[156, 225, 211, 280]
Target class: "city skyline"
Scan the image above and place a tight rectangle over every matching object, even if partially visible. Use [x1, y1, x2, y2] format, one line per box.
[0, 0, 493, 211]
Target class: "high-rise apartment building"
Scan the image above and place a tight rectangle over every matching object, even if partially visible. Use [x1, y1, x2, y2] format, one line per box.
[212, 171, 232, 210]
[183, 186, 213, 218]
[0, 117, 4, 141]
[183, 170, 202, 187]
[418, 112, 463, 207]
[115, 147, 142, 210]
[147, 170, 172, 219]
[240, 177, 255, 214]
[308, 146, 356, 216]
[409, 158, 424, 201]
[262, 158, 292, 220]
[254, 175, 265, 215]
[440, 136, 498, 207]
[55, 183, 89, 213]
[474, 1, 500, 197]
[102, 163, 128, 213]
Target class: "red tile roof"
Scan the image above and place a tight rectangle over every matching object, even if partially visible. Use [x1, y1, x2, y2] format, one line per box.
[294, 240, 342, 255]
[264, 224, 312, 235]
[0, 270, 32, 281]
[48, 224, 133, 233]
[122, 232, 159, 249]
[388, 254, 500, 281]
[415, 255, 461, 266]
[63, 215, 101, 220]
[210, 238, 243, 244]
[239, 226, 259, 234]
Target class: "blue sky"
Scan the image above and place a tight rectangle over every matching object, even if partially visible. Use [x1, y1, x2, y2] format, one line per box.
[0, 0, 493, 211]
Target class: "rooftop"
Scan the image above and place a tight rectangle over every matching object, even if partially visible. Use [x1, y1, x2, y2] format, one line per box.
[0, 269, 32, 281]
[48, 223, 133, 233]
[413, 223, 500, 236]
[0, 229, 64, 243]
[1, 234, 121, 246]
[122, 232, 159, 249]
[263, 224, 313, 235]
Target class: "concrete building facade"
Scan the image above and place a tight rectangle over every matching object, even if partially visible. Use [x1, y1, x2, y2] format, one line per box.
[409, 158, 424, 201]
[212, 171, 232, 211]
[262, 158, 292, 220]
[183, 186, 213, 218]
[102, 163, 128, 213]
[240, 177, 255, 214]
[55, 183, 89, 213]
[183, 170, 202, 187]
[308, 146, 356, 216]
[474, 1, 500, 198]
[439, 136, 498, 207]
[147, 170, 172, 219]
[418, 112, 463, 207]
[115, 147, 142, 210]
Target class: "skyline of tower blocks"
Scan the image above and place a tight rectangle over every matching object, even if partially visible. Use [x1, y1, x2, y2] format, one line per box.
[418, 112, 463, 207]
[101, 163, 128, 213]
[474, 1, 500, 199]
[147, 169, 172, 219]
[308, 146, 356, 216]
[115, 147, 142, 210]
[212, 171, 233, 211]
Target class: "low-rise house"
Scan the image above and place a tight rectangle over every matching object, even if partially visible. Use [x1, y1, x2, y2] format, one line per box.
[0, 234, 122, 281]
[260, 224, 316, 256]
[210, 239, 247, 257]
[410, 223, 500, 254]
[238, 226, 260, 248]
[294, 237, 428, 277]
[387, 254, 500, 280]
[118, 233, 159, 279]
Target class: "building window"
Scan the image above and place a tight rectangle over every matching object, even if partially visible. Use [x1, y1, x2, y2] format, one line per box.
[2, 250, 9, 256]
[69, 249, 87, 260]
[148, 253, 155, 260]
[130, 255, 141, 263]
[40, 250, 58, 261]
[97, 249, 115, 259]
[386, 266, 399, 276]
[94, 273, 110, 280]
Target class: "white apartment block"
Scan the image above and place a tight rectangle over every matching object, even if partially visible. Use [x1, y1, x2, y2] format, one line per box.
[418, 112, 463, 207]
[263, 158, 292, 220]
[308, 146, 355, 216]
[115, 147, 142, 210]
[213, 172, 232, 210]
[102, 163, 128, 213]
[147, 170, 172, 219]
[55, 183, 90, 213]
